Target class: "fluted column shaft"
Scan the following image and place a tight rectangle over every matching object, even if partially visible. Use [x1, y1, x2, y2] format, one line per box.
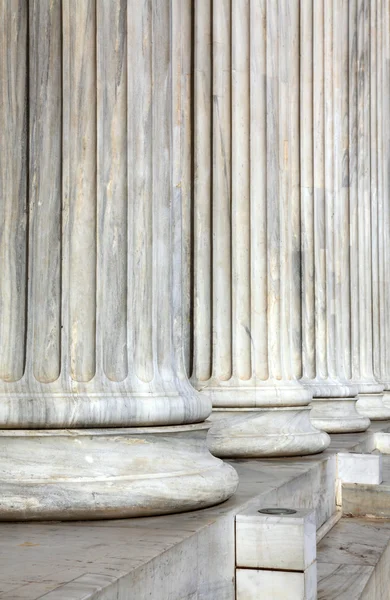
[350, 0, 389, 420]
[302, 0, 370, 432]
[0, 0, 210, 428]
[374, 0, 390, 400]
[0, 0, 238, 520]
[191, 0, 329, 458]
[303, 0, 390, 430]
[302, 0, 356, 396]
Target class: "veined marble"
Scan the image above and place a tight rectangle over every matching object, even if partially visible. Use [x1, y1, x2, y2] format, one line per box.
[317, 517, 390, 599]
[0, 424, 238, 521]
[236, 507, 316, 571]
[0, 0, 212, 429]
[310, 400, 370, 434]
[301, 0, 362, 430]
[236, 565, 317, 600]
[191, 0, 329, 458]
[337, 453, 383, 485]
[304, 0, 389, 429]
[0, 0, 238, 520]
[208, 407, 329, 458]
[1, 0, 390, 525]
[373, 0, 390, 413]
[350, 0, 390, 419]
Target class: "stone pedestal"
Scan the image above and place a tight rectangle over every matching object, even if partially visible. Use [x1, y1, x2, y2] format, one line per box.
[310, 400, 370, 434]
[190, 0, 329, 457]
[236, 507, 317, 600]
[0, 424, 237, 521]
[356, 393, 390, 421]
[208, 407, 329, 459]
[0, 0, 238, 520]
[299, 0, 369, 432]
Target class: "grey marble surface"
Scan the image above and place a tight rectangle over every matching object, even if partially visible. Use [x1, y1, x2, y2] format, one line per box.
[0, 424, 388, 599]
[0, 0, 243, 523]
[207, 407, 330, 457]
[0, 0, 211, 430]
[317, 564, 374, 600]
[301, 0, 357, 404]
[190, 0, 331, 458]
[1, 3, 390, 597]
[191, 0, 308, 401]
[317, 517, 390, 599]
[0, 424, 238, 521]
[373, 0, 390, 415]
[303, 0, 390, 428]
[0, 0, 28, 385]
[348, 0, 386, 408]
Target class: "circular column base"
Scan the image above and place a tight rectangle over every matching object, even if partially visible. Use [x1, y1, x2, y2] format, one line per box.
[0, 424, 239, 521]
[199, 381, 312, 408]
[310, 398, 371, 433]
[207, 407, 330, 458]
[0, 390, 212, 428]
[354, 382, 385, 395]
[356, 393, 390, 420]
[302, 378, 359, 398]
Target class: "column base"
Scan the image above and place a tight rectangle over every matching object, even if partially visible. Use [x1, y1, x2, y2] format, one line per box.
[356, 393, 390, 420]
[207, 407, 330, 458]
[310, 399, 371, 433]
[302, 378, 359, 398]
[0, 423, 239, 521]
[0, 389, 212, 428]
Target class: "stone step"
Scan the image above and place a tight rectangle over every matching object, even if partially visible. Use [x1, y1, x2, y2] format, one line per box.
[341, 453, 390, 519]
[342, 483, 390, 519]
[317, 517, 390, 599]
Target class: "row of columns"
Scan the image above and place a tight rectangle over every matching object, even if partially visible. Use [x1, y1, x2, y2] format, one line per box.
[0, 0, 389, 519]
[190, 0, 390, 457]
[306, 0, 389, 430]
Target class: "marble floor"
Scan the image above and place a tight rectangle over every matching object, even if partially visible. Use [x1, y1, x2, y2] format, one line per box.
[318, 447, 390, 599]
[317, 518, 390, 599]
[0, 422, 389, 600]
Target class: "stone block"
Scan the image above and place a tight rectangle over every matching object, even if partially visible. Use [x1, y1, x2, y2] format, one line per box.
[374, 432, 390, 454]
[342, 483, 390, 518]
[337, 452, 382, 485]
[236, 507, 316, 571]
[236, 564, 317, 600]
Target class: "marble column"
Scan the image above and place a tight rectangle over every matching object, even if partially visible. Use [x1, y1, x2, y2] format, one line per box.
[191, 0, 330, 458]
[302, 0, 370, 432]
[374, 0, 390, 404]
[0, 0, 238, 520]
[350, 0, 389, 419]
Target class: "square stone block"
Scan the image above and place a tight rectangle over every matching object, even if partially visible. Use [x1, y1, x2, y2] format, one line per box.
[375, 433, 390, 454]
[236, 507, 316, 571]
[337, 452, 382, 485]
[236, 564, 317, 600]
